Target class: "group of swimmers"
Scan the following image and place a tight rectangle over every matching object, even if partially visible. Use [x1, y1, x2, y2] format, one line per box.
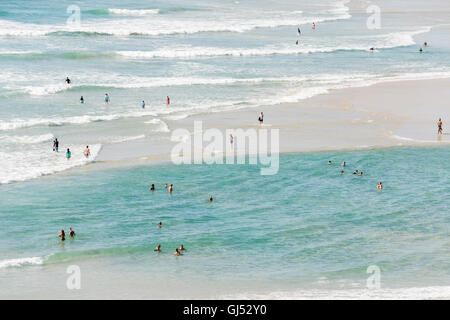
[66, 77, 171, 108]
[295, 22, 316, 45]
[149, 183, 214, 202]
[154, 243, 186, 256]
[58, 227, 75, 241]
[52, 138, 91, 160]
[155, 221, 186, 256]
[329, 160, 381, 188]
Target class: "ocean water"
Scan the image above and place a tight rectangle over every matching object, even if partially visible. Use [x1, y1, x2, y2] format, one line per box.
[1, 0, 450, 299]
[1, 0, 450, 183]
[1, 147, 449, 298]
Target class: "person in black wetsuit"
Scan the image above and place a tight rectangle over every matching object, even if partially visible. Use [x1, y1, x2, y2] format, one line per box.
[66, 77, 71, 84]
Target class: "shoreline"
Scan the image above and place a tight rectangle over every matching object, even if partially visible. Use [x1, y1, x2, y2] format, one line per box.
[77, 76, 450, 174]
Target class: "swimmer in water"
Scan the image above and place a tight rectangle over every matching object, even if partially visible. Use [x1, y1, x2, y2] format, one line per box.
[104, 93, 110, 104]
[66, 148, 71, 160]
[353, 170, 359, 175]
[53, 138, 59, 152]
[141, 100, 145, 109]
[58, 229, 65, 241]
[328, 161, 332, 165]
[80, 96, 84, 104]
[370, 47, 374, 51]
[69, 227, 75, 238]
[154, 244, 161, 252]
[377, 182, 382, 190]
[359, 172, 363, 176]
[342, 161, 346, 167]
[168, 184, 173, 193]
[419, 47, 423, 53]
[209, 195, 213, 202]
[83, 146, 90, 158]
[150, 184, 155, 191]
[340, 170, 344, 175]
[157, 222, 162, 228]
[438, 118, 443, 134]
[296, 40, 299, 45]
[424, 42, 428, 47]
[166, 96, 170, 105]
[174, 248, 181, 256]
[258, 112, 264, 125]
[164, 183, 168, 189]
[179, 244, 185, 251]
[65, 77, 71, 84]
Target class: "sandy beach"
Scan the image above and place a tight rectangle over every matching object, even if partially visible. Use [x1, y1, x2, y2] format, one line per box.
[91, 77, 450, 171]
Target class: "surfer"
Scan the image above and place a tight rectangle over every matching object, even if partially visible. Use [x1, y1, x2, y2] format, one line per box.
[154, 244, 161, 252]
[69, 227, 75, 238]
[80, 96, 84, 104]
[66, 148, 71, 160]
[438, 118, 443, 134]
[258, 112, 264, 125]
[141, 100, 145, 109]
[150, 184, 155, 191]
[104, 93, 110, 104]
[83, 146, 90, 158]
[58, 229, 65, 241]
[65, 77, 71, 84]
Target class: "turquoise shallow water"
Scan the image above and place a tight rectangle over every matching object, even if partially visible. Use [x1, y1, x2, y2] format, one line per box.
[1, 146, 449, 297]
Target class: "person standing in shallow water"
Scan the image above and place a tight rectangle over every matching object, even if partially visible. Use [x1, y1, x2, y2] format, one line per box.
[166, 96, 170, 105]
[258, 112, 264, 125]
[58, 230, 65, 241]
[66, 148, 71, 160]
[437, 118, 443, 134]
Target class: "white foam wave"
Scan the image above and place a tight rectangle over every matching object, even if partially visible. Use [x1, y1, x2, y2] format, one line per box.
[145, 119, 170, 132]
[221, 286, 450, 300]
[108, 8, 160, 16]
[110, 134, 145, 143]
[0, 257, 43, 269]
[0, 10, 349, 37]
[0, 143, 101, 184]
[0, 133, 54, 144]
